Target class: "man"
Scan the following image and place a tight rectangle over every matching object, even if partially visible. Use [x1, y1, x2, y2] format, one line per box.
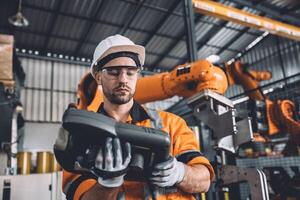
[63, 34, 214, 200]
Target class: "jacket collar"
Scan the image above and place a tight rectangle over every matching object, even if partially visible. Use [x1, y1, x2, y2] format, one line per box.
[97, 100, 150, 123]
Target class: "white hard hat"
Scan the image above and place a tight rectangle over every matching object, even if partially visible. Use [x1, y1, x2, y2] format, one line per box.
[90, 34, 145, 77]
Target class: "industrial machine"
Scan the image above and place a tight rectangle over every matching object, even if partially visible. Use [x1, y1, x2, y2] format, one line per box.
[73, 56, 300, 199]
[76, 58, 300, 144]
[225, 60, 300, 142]
[73, 59, 276, 199]
[187, 89, 269, 200]
[224, 61, 300, 199]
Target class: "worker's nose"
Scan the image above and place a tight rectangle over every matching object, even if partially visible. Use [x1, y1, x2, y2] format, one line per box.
[118, 71, 129, 82]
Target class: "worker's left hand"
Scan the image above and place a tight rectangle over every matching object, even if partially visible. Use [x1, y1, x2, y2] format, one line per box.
[95, 137, 131, 188]
[149, 156, 186, 187]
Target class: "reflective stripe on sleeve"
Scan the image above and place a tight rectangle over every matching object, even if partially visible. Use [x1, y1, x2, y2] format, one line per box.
[176, 150, 204, 164]
[65, 174, 96, 200]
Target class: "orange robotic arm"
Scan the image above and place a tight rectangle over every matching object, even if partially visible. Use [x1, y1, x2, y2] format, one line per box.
[135, 60, 228, 104]
[277, 100, 300, 135]
[226, 60, 300, 137]
[76, 60, 228, 109]
[264, 99, 300, 143]
[225, 60, 272, 101]
[76, 73, 103, 111]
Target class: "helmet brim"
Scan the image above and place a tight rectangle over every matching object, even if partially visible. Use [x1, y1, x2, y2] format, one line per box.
[90, 44, 145, 77]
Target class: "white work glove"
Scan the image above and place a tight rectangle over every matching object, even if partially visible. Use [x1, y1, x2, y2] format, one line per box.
[149, 156, 186, 187]
[95, 137, 131, 188]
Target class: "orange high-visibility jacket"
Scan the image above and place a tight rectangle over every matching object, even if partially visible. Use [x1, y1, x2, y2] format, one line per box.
[62, 102, 215, 200]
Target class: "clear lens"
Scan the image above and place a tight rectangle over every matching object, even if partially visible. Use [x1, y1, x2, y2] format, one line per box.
[102, 66, 139, 80]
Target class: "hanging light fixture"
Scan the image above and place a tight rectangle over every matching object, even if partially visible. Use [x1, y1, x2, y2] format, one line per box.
[8, 0, 29, 27]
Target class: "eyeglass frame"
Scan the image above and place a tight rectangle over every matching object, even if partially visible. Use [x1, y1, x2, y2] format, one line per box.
[100, 65, 140, 80]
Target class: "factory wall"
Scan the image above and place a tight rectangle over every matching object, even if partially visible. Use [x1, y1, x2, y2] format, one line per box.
[18, 56, 88, 152]
[19, 56, 88, 122]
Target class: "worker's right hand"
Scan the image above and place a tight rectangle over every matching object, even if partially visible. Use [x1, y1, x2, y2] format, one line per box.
[95, 137, 131, 188]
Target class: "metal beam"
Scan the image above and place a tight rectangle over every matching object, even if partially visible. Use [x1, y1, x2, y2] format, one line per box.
[227, 0, 300, 26]
[174, 3, 245, 67]
[193, 0, 300, 41]
[184, 0, 198, 62]
[119, 0, 144, 35]
[142, 0, 182, 47]
[196, 16, 260, 36]
[42, 0, 63, 50]
[73, 1, 106, 56]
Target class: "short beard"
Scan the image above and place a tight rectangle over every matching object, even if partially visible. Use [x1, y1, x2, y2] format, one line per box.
[106, 92, 134, 105]
[102, 84, 134, 105]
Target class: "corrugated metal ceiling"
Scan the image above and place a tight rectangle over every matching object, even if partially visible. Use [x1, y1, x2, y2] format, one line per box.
[1, 0, 300, 71]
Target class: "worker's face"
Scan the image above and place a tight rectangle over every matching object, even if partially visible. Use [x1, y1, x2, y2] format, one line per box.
[95, 57, 139, 105]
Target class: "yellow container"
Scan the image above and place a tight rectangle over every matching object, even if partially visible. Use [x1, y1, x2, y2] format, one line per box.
[37, 151, 51, 173]
[50, 153, 61, 172]
[17, 152, 32, 175]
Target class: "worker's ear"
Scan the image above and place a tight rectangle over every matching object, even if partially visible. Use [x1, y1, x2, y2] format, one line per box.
[95, 72, 102, 85]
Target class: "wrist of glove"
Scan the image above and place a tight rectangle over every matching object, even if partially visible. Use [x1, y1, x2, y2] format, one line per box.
[95, 137, 131, 188]
[97, 175, 125, 188]
[149, 156, 186, 187]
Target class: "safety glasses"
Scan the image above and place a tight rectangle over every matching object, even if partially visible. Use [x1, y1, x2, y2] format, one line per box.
[101, 66, 140, 80]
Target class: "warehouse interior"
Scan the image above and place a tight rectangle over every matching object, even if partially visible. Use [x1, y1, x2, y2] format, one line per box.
[0, 0, 300, 199]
